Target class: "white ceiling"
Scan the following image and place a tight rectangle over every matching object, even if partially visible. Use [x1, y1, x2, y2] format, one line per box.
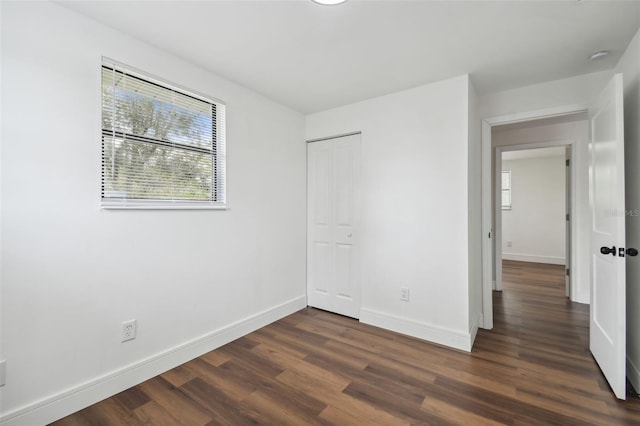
[58, 0, 640, 114]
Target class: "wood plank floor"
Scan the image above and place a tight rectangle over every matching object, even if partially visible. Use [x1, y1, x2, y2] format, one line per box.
[53, 260, 640, 425]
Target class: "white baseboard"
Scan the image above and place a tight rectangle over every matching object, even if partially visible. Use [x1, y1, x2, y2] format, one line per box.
[502, 253, 565, 265]
[469, 312, 483, 349]
[628, 355, 640, 395]
[359, 308, 473, 352]
[1, 296, 307, 426]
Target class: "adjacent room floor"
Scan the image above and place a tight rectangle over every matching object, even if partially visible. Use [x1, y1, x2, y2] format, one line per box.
[53, 261, 640, 425]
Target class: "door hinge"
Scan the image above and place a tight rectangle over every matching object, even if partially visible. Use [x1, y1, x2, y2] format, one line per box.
[566, 159, 570, 166]
[566, 213, 570, 221]
[566, 269, 570, 276]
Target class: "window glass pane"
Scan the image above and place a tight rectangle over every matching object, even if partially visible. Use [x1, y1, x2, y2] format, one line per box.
[501, 189, 511, 209]
[501, 170, 511, 209]
[501, 170, 510, 189]
[102, 67, 213, 150]
[102, 136, 214, 201]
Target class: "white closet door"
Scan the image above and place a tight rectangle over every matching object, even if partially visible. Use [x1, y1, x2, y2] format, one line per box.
[307, 134, 360, 318]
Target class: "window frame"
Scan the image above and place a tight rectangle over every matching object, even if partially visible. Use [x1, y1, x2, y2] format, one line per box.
[501, 169, 511, 211]
[100, 59, 227, 210]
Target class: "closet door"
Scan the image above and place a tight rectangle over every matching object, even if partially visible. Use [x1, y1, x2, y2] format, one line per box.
[307, 134, 360, 318]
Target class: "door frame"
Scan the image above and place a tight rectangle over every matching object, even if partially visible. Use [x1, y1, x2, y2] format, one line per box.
[494, 140, 576, 296]
[481, 104, 587, 329]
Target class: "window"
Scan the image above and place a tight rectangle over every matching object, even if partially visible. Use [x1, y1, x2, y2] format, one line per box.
[101, 61, 226, 209]
[501, 170, 511, 210]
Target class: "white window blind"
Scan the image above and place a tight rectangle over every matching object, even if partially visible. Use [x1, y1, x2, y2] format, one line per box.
[501, 170, 511, 210]
[101, 62, 226, 209]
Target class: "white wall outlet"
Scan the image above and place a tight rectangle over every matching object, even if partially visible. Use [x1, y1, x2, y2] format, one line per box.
[122, 319, 137, 342]
[0, 360, 6, 386]
[400, 287, 410, 302]
[507, 241, 513, 247]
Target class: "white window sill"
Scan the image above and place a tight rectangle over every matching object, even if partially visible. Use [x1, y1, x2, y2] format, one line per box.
[101, 200, 228, 210]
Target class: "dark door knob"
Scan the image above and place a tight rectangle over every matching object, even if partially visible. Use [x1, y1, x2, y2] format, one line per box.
[627, 248, 638, 257]
[600, 246, 616, 255]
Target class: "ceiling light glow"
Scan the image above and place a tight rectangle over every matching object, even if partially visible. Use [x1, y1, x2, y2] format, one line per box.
[590, 50, 610, 60]
[312, 0, 348, 5]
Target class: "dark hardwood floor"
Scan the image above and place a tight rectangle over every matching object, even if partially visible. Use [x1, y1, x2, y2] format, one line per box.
[53, 260, 640, 425]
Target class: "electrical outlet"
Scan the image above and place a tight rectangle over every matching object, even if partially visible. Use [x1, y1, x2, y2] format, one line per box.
[507, 241, 513, 247]
[400, 287, 410, 302]
[0, 360, 6, 386]
[122, 319, 137, 342]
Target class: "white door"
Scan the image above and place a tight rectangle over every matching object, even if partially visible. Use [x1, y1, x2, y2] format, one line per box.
[589, 73, 626, 400]
[307, 134, 360, 318]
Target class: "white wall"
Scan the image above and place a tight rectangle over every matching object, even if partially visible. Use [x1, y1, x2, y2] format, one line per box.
[0, 2, 306, 424]
[468, 81, 483, 335]
[492, 119, 590, 303]
[615, 26, 640, 394]
[306, 75, 474, 351]
[480, 71, 611, 119]
[501, 155, 566, 265]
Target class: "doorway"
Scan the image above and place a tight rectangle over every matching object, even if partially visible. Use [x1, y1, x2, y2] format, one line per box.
[495, 144, 572, 298]
[481, 109, 588, 330]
